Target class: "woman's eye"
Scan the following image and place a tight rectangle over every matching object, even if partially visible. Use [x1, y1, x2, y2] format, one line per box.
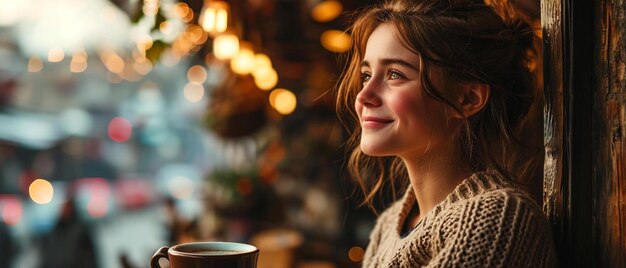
[387, 70, 403, 80]
[360, 73, 371, 83]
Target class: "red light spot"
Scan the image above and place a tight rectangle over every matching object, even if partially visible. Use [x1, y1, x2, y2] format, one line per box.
[1, 197, 22, 226]
[108, 117, 132, 142]
[87, 197, 108, 218]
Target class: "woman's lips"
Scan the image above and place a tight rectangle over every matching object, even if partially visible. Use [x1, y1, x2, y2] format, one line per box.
[362, 116, 394, 129]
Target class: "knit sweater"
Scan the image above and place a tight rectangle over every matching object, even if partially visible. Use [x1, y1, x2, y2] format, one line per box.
[362, 171, 558, 267]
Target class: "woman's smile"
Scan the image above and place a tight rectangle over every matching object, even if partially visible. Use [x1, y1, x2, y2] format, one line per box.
[361, 116, 394, 129]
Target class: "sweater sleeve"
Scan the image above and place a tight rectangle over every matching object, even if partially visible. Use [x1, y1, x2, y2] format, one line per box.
[425, 191, 558, 268]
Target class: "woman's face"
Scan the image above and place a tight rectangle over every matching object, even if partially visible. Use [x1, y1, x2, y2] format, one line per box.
[355, 23, 456, 160]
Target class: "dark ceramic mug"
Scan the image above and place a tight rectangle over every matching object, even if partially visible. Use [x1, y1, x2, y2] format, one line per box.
[150, 242, 259, 268]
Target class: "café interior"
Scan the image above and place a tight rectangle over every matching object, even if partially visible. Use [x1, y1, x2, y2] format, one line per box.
[0, 0, 540, 267]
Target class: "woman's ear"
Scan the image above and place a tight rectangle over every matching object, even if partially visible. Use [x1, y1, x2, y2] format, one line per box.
[451, 83, 490, 119]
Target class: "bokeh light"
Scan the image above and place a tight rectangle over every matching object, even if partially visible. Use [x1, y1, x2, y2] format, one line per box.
[254, 53, 272, 70]
[29, 179, 54, 205]
[70, 51, 88, 73]
[183, 82, 205, 102]
[28, 56, 43, 72]
[108, 117, 132, 142]
[87, 196, 108, 218]
[100, 50, 125, 74]
[311, 1, 343, 23]
[47, 48, 65, 62]
[1, 196, 23, 226]
[200, 1, 229, 34]
[173, 2, 191, 19]
[230, 43, 255, 75]
[133, 59, 153, 75]
[213, 33, 239, 60]
[320, 30, 351, 53]
[136, 35, 154, 52]
[253, 67, 278, 90]
[348, 246, 365, 262]
[269, 88, 297, 115]
[187, 65, 208, 84]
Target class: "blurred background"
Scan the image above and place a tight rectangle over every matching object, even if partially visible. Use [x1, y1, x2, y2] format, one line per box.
[0, 0, 380, 267]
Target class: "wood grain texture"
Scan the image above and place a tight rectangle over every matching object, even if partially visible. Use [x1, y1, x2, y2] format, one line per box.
[543, 0, 626, 266]
[595, 0, 626, 266]
[541, 0, 564, 236]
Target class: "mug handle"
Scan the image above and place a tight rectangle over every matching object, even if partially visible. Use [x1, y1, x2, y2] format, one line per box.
[150, 246, 170, 268]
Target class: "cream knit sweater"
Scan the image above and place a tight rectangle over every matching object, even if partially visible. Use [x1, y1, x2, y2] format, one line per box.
[362, 171, 558, 267]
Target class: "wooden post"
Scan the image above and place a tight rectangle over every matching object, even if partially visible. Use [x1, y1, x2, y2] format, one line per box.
[542, 0, 626, 266]
[594, 0, 626, 266]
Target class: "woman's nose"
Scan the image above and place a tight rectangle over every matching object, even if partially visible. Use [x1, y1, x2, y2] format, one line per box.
[356, 81, 382, 107]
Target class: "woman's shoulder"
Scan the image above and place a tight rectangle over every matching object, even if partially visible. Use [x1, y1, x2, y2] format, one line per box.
[429, 174, 558, 267]
[449, 176, 543, 217]
[435, 173, 550, 240]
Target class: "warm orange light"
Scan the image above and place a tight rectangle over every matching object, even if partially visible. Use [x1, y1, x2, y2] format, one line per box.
[160, 21, 172, 35]
[183, 82, 204, 102]
[28, 56, 43, 72]
[348, 246, 365, 262]
[187, 65, 208, 84]
[230, 42, 255, 75]
[320, 30, 351, 53]
[213, 33, 239, 60]
[253, 53, 272, 70]
[133, 60, 153, 75]
[311, 1, 343, 22]
[187, 25, 207, 45]
[269, 88, 297, 115]
[253, 68, 278, 90]
[100, 50, 125, 74]
[29, 179, 54, 204]
[48, 48, 65, 62]
[137, 35, 154, 52]
[173, 2, 191, 19]
[70, 51, 88, 73]
[200, 1, 230, 35]
[70, 60, 87, 73]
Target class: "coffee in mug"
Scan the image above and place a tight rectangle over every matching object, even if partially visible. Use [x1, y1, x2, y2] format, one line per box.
[150, 241, 259, 268]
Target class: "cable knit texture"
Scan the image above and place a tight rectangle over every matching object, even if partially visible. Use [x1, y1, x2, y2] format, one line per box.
[362, 171, 558, 267]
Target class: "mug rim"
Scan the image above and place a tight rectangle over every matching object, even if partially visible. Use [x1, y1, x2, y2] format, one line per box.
[169, 241, 259, 258]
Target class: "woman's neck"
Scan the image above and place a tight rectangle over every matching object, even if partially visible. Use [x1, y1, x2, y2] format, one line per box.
[401, 153, 471, 224]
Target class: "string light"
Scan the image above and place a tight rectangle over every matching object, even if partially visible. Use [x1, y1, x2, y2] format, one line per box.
[230, 42, 255, 75]
[213, 33, 239, 60]
[269, 88, 297, 115]
[199, 0, 230, 35]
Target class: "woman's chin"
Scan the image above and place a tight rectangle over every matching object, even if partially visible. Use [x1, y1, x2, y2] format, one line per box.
[359, 145, 391, 157]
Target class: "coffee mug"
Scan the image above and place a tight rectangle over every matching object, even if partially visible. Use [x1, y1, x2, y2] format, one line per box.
[150, 241, 259, 268]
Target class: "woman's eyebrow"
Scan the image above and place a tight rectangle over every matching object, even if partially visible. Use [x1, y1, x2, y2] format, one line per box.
[360, 58, 419, 71]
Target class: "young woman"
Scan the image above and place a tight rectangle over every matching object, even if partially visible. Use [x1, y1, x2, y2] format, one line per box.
[336, 0, 558, 266]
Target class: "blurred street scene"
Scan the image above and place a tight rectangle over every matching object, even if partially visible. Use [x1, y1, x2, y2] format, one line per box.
[0, 0, 378, 267]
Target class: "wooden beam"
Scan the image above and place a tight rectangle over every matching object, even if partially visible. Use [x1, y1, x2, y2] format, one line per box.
[594, 0, 626, 266]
